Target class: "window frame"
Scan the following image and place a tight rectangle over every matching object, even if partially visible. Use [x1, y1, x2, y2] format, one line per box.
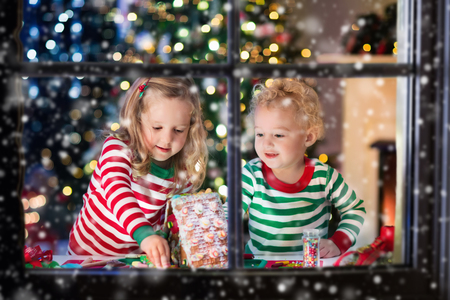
[1, 0, 449, 299]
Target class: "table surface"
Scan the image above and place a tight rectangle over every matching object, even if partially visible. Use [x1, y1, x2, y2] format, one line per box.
[52, 254, 341, 268]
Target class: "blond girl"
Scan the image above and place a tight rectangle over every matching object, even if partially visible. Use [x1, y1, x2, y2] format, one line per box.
[68, 77, 208, 268]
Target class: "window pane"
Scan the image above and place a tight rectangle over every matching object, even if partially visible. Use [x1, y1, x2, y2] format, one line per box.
[21, 0, 227, 63]
[240, 77, 402, 267]
[20, 76, 228, 258]
[239, 1, 398, 64]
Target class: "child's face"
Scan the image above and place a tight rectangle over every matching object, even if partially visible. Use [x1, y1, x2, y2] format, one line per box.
[141, 97, 192, 168]
[254, 105, 315, 172]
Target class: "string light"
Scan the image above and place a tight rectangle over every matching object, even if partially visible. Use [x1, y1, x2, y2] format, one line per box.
[269, 11, 279, 19]
[63, 186, 73, 196]
[197, 1, 209, 10]
[174, 42, 184, 51]
[113, 52, 122, 61]
[363, 44, 371, 52]
[127, 12, 137, 21]
[268, 57, 278, 64]
[216, 124, 227, 138]
[319, 153, 328, 163]
[208, 38, 219, 51]
[241, 51, 250, 60]
[201, 24, 211, 33]
[111, 122, 120, 131]
[206, 86, 216, 95]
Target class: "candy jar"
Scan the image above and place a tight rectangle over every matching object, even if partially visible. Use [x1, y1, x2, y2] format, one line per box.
[303, 229, 320, 268]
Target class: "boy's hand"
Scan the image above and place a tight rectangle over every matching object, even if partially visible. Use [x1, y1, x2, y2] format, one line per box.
[140, 235, 170, 269]
[319, 239, 341, 258]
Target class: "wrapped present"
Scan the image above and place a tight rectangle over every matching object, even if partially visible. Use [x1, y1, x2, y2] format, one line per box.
[333, 226, 394, 266]
[24, 245, 56, 268]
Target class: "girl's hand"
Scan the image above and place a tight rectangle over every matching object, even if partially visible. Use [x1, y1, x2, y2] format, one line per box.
[140, 235, 171, 269]
[319, 239, 341, 258]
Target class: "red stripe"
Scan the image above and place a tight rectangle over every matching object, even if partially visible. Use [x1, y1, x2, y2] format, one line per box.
[116, 202, 147, 227]
[93, 193, 140, 235]
[79, 208, 139, 254]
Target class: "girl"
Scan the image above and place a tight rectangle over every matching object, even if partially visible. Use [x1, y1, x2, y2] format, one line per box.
[234, 78, 366, 258]
[68, 77, 208, 268]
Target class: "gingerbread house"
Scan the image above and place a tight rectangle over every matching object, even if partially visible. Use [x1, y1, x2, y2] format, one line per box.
[164, 192, 228, 268]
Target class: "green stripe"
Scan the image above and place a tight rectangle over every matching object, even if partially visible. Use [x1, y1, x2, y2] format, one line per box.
[251, 239, 303, 253]
[249, 225, 303, 241]
[249, 205, 330, 229]
[311, 169, 327, 179]
[341, 213, 365, 225]
[338, 223, 361, 236]
[250, 201, 326, 216]
[335, 190, 357, 210]
[352, 199, 367, 213]
[252, 191, 326, 205]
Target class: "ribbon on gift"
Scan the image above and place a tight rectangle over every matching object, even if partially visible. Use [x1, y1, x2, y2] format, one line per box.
[24, 245, 53, 268]
[333, 226, 394, 266]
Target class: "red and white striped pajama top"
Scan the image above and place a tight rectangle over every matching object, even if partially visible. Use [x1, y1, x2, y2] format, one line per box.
[68, 136, 190, 255]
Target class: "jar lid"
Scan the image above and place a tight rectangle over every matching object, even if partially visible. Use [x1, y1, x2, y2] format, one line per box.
[303, 229, 320, 237]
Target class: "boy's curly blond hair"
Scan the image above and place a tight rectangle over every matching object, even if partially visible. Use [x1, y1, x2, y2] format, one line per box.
[249, 78, 325, 140]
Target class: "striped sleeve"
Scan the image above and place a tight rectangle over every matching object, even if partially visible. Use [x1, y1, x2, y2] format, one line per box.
[100, 138, 151, 237]
[223, 163, 255, 219]
[326, 166, 366, 249]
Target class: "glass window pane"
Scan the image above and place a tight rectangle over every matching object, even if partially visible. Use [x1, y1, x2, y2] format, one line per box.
[240, 77, 402, 267]
[240, 0, 398, 64]
[21, 0, 228, 63]
[20, 76, 228, 261]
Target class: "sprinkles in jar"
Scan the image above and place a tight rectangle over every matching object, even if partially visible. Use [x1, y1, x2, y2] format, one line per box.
[302, 229, 320, 268]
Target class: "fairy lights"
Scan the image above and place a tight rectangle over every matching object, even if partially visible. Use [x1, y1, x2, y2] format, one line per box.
[120, 81, 130, 90]
[63, 186, 73, 196]
[111, 122, 120, 131]
[301, 48, 311, 58]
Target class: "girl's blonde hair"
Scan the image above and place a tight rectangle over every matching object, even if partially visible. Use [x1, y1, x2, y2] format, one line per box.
[249, 78, 325, 140]
[110, 77, 208, 195]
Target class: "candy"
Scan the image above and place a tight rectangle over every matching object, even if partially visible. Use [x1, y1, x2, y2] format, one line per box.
[217, 230, 227, 240]
[199, 218, 211, 228]
[204, 232, 215, 243]
[185, 221, 195, 231]
[302, 229, 320, 268]
[194, 203, 204, 214]
[221, 246, 228, 255]
[191, 253, 204, 261]
[209, 201, 219, 212]
[213, 219, 225, 228]
[209, 247, 220, 258]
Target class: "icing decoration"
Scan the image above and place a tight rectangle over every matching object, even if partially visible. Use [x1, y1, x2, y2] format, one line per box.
[181, 207, 188, 215]
[209, 247, 220, 258]
[199, 218, 211, 228]
[185, 221, 194, 231]
[190, 253, 204, 261]
[194, 203, 204, 214]
[218, 230, 227, 240]
[204, 232, 215, 243]
[213, 219, 224, 228]
[221, 246, 228, 255]
[209, 201, 219, 211]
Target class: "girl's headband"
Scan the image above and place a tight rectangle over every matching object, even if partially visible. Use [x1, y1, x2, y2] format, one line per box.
[138, 78, 152, 98]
